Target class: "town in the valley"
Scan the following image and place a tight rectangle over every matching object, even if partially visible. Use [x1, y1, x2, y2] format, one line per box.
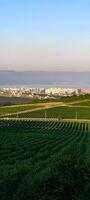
[0, 88, 90, 99]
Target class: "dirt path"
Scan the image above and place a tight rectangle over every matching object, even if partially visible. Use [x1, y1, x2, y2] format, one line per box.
[0, 101, 65, 108]
[1, 117, 90, 123]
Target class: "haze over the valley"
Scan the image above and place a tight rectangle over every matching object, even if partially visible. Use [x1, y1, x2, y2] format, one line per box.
[0, 0, 90, 72]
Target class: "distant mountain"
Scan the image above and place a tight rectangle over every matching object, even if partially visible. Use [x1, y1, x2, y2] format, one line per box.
[0, 70, 90, 88]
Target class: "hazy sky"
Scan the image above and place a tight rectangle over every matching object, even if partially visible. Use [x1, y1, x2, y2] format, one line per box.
[0, 0, 90, 71]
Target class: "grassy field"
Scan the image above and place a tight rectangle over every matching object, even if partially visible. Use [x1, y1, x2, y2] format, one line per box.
[0, 104, 43, 115]
[1, 95, 90, 118]
[17, 106, 90, 119]
[0, 120, 90, 200]
[1, 95, 89, 120]
[71, 100, 90, 106]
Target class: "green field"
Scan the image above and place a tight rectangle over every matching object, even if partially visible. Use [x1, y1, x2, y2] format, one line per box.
[1, 95, 90, 119]
[18, 106, 90, 119]
[0, 104, 42, 115]
[0, 119, 90, 200]
[72, 100, 90, 106]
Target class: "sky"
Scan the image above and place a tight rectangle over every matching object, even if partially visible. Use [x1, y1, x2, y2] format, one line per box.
[0, 0, 90, 71]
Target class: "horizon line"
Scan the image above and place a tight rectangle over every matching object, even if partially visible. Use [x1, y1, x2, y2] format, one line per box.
[0, 69, 90, 73]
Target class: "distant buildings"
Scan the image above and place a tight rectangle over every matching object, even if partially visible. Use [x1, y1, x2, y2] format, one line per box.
[0, 87, 90, 99]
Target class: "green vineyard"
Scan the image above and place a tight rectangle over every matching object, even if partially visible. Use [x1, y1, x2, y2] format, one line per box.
[0, 119, 90, 200]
